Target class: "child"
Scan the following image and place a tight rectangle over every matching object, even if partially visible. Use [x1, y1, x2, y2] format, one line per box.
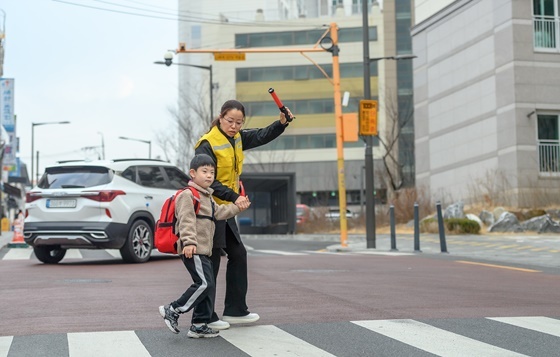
[159, 154, 249, 338]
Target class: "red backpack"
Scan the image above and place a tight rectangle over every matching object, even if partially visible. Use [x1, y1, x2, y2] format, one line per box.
[155, 186, 200, 254]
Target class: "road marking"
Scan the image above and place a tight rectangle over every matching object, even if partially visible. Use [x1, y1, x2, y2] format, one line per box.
[549, 249, 559, 253]
[254, 250, 308, 256]
[0, 336, 12, 357]
[352, 250, 414, 256]
[497, 244, 520, 249]
[483, 243, 503, 248]
[105, 249, 122, 258]
[68, 330, 150, 357]
[303, 250, 355, 255]
[515, 246, 535, 251]
[3, 247, 33, 260]
[352, 319, 528, 357]
[220, 325, 335, 356]
[63, 249, 83, 259]
[487, 317, 560, 337]
[530, 247, 549, 252]
[455, 260, 541, 273]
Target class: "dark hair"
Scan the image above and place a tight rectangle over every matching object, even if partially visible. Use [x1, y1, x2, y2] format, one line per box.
[209, 99, 246, 128]
[189, 154, 216, 170]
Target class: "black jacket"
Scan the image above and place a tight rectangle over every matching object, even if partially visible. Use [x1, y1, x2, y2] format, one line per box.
[195, 120, 288, 247]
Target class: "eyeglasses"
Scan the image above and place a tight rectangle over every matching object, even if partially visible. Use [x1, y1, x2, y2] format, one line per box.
[223, 116, 244, 127]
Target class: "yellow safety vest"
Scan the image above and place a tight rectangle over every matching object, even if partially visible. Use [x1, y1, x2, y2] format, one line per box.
[195, 126, 244, 204]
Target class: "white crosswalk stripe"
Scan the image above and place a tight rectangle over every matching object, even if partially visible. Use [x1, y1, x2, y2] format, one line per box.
[220, 325, 335, 356]
[0, 336, 13, 357]
[63, 249, 83, 259]
[68, 331, 151, 357]
[351, 319, 528, 357]
[2, 247, 33, 260]
[487, 316, 560, 337]
[253, 249, 309, 256]
[2, 316, 559, 356]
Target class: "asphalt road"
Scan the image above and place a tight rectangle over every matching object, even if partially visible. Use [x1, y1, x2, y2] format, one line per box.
[0, 235, 559, 356]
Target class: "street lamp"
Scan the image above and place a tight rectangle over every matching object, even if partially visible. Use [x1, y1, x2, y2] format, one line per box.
[119, 136, 151, 159]
[154, 51, 214, 122]
[31, 121, 71, 186]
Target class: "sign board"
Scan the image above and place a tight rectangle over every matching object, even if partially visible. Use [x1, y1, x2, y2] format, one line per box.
[214, 53, 246, 61]
[359, 99, 378, 136]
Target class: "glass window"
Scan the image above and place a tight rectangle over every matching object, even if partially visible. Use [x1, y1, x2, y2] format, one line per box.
[538, 115, 559, 140]
[236, 68, 249, 82]
[164, 167, 191, 189]
[137, 166, 168, 189]
[121, 167, 137, 183]
[38, 166, 113, 189]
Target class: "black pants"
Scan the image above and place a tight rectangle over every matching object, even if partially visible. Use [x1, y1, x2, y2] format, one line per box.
[171, 254, 215, 324]
[192, 224, 249, 323]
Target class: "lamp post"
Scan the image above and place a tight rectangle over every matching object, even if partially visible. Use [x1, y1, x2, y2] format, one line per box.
[118, 136, 151, 159]
[31, 121, 70, 186]
[362, 0, 415, 248]
[155, 52, 214, 122]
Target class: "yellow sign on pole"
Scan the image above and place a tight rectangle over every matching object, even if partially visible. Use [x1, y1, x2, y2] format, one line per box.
[214, 53, 246, 61]
[359, 99, 378, 136]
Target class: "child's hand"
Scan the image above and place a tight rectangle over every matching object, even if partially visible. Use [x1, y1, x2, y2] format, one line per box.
[238, 197, 251, 212]
[183, 245, 196, 258]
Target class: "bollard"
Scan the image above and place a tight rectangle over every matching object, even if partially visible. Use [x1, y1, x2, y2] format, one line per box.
[389, 205, 398, 251]
[413, 202, 421, 252]
[436, 202, 449, 253]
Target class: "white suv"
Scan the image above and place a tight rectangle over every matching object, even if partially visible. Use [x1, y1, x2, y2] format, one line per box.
[24, 159, 190, 264]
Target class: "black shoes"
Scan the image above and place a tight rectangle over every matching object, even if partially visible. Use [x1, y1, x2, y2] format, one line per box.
[159, 304, 180, 334]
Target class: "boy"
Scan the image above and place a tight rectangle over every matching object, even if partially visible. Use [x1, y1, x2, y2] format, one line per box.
[159, 154, 249, 338]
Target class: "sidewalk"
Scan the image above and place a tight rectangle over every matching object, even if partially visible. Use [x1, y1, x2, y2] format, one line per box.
[0, 231, 15, 249]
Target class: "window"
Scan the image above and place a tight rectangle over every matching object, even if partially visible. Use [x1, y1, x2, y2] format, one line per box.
[533, 0, 558, 50]
[39, 166, 112, 189]
[164, 167, 191, 189]
[537, 114, 560, 173]
[137, 166, 168, 189]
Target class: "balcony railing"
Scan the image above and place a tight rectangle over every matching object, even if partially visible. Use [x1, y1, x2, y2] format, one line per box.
[538, 140, 560, 174]
[534, 16, 559, 50]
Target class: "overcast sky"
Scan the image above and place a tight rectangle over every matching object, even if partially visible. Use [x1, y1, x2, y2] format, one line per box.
[1, 0, 180, 179]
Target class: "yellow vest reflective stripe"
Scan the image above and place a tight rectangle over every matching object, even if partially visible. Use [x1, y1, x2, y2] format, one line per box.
[195, 126, 244, 204]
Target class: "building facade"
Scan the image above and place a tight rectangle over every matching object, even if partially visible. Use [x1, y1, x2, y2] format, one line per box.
[413, 0, 560, 206]
[177, 0, 415, 210]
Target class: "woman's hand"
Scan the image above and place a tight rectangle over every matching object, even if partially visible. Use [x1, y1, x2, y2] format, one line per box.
[183, 245, 196, 258]
[235, 195, 251, 210]
[279, 107, 294, 125]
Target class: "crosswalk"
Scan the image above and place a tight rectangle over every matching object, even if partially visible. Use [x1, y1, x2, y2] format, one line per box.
[1, 316, 559, 356]
[0, 247, 411, 262]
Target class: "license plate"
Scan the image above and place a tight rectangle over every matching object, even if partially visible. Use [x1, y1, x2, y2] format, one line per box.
[46, 199, 77, 208]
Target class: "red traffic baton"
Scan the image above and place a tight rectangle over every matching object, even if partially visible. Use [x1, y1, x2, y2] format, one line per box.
[268, 88, 294, 122]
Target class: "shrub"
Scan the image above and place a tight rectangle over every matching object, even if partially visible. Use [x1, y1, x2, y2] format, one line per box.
[419, 217, 480, 234]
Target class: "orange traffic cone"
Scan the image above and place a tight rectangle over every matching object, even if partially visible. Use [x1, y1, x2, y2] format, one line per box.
[8, 215, 27, 248]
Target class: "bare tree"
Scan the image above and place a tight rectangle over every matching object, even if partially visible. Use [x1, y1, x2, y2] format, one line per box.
[378, 89, 414, 193]
[156, 81, 215, 171]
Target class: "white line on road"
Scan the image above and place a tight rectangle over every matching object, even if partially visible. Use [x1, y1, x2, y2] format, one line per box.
[254, 250, 309, 256]
[3, 247, 33, 260]
[220, 325, 335, 357]
[487, 316, 560, 337]
[352, 319, 528, 357]
[68, 330, 150, 357]
[105, 249, 122, 258]
[0, 336, 13, 357]
[63, 249, 83, 259]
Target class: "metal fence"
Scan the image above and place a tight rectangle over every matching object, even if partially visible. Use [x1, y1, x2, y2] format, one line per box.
[538, 141, 560, 173]
[534, 16, 558, 50]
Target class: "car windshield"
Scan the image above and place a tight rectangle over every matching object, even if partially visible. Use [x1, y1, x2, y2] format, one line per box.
[38, 166, 113, 189]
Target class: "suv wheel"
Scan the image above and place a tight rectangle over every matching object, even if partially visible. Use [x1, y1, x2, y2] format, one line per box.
[34, 246, 67, 264]
[120, 220, 152, 263]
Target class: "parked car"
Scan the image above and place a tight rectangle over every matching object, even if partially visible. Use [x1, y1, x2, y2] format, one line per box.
[296, 204, 311, 225]
[325, 208, 357, 220]
[24, 159, 190, 264]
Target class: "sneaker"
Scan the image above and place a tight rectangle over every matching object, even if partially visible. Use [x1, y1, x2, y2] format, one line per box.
[222, 312, 260, 325]
[159, 305, 180, 334]
[187, 324, 219, 338]
[208, 320, 230, 330]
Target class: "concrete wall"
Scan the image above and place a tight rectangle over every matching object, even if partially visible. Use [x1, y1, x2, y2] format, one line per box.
[413, 0, 560, 207]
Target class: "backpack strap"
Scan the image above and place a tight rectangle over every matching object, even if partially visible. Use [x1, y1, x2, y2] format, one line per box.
[187, 186, 214, 221]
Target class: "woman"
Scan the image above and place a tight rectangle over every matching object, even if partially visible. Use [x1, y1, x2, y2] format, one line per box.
[192, 99, 293, 330]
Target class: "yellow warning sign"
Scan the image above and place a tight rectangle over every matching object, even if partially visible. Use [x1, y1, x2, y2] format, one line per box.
[214, 53, 246, 61]
[359, 100, 378, 136]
